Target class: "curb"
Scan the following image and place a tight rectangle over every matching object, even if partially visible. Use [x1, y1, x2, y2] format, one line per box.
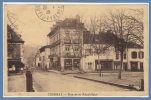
[47, 70, 62, 74]
[48, 70, 82, 75]
[74, 76, 139, 91]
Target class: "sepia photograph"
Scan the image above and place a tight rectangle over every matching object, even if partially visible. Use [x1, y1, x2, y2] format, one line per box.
[3, 3, 149, 97]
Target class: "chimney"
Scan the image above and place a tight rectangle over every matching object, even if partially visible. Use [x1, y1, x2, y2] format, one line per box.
[76, 15, 80, 22]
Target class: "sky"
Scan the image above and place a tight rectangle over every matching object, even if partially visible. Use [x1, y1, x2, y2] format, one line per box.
[4, 4, 147, 47]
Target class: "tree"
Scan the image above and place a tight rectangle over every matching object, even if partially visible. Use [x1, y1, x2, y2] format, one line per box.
[88, 15, 110, 76]
[104, 9, 144, 79]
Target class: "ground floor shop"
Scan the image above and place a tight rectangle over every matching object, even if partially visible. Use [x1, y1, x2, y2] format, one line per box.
[64, 58, 80, 70]
[81, 56, 144, 72]
[95, 60, 113, 71]
[48, 55, 80, 71]
[8, 59, 24, 73]
[113, 61, 143, 71]
[39, 56, 144, 72]
[130, 61, 144, 71]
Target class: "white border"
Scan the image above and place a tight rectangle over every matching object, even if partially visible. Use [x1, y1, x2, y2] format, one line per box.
[2, 2, 149, 98]
[3, 2, 149, 5]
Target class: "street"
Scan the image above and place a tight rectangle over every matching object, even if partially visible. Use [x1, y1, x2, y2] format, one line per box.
[32, 70, 129, 92]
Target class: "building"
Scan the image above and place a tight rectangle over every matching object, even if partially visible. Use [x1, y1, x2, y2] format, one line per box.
[34, 51, 41, 69]
[36, 16, 144, 72]
[81, 32, 117, 72]
[81, 32, 144, 72]
[7, 25, 25, 73]
[114, 45, 144, 71]
[47, 16, 87, 71]
[39, 45, 50, 70]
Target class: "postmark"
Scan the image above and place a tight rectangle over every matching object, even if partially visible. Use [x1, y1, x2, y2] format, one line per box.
[35, 5, 64, 22]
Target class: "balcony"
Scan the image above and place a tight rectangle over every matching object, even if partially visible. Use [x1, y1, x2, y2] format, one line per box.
[63, 52, 81, 58]
[64, 39, 71, 44]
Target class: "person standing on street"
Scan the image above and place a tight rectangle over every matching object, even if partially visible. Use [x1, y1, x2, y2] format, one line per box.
[25, 68, 34, 92]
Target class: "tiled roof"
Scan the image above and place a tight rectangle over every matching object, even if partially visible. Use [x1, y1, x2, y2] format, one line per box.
[83, 31, 143, 49]
[83, 31, 107, 44]
[47, 18, 85, 36]
[7, 25, 24, 43]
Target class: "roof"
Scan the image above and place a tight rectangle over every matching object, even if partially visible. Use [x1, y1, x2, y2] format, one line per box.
[39, 45, 50, 53]
[83, 31, 143, 49]
[7, 25, 24, 43]
[47, 18, 86, 37]
[83, 31, 107, 44]
[126, 42, 143, 49]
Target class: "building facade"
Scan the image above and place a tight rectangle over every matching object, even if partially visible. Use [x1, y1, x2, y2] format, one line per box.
[7, 25, 25, 73]
[36, 17, 144, 72]
[34, 51, 41, 69]
[47, 16, 86, 71]
[38, 45, 50, 70]
[81, 32, 144, 72]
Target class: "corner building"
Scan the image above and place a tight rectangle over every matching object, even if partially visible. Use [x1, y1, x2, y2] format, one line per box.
[47, 16, 87, 71]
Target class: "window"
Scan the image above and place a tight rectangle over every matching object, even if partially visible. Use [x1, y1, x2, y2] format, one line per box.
[88, 62, 92, 66]
[131, 51, 137, 59]
[124, 53, 126, 59]
[139, 51, 144, 59]
[74, 47, 79, 51]
[65, 46, 70, 51]
[116, 52, 119, 59]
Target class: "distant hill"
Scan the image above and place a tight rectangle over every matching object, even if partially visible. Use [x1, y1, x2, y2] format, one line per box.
[23, 45, 40, 67]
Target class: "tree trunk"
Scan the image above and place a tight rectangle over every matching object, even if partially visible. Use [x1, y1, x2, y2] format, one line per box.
[98, 55, 102, 77]
[118, 51, 123, 79]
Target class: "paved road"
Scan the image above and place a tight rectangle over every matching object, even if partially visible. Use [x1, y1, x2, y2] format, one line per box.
[33, 71, 129, 92]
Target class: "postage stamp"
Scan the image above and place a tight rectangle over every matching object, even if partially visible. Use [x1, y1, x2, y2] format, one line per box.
[35, 5, 64, 22]
[3, 3, 149, 97]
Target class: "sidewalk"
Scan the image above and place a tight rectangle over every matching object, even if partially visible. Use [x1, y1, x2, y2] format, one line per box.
[74, 72, 144, 91]
[48, 69, 82, 75]
[8, 74, 26, 92]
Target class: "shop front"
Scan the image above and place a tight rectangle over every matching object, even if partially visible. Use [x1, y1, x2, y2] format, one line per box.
[49, 55, 60, 70]
[64, 58, 80, 70]
[95, 60, 113, 71]
[130, 61, 138, 71]
[8, 59, 24, 73]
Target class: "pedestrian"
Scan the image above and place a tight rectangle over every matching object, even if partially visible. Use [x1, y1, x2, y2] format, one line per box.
[25, 68, 34, 92]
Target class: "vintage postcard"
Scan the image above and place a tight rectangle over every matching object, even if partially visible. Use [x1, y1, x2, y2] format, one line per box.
[3, 3, 149, 97]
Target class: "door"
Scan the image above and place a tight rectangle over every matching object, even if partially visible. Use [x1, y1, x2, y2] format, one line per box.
[123, 63, 128, 71]
[64, 59, 72, 70]
[131, 62, 138, 71]
[140, 62, 143, 71]
[73, 59, 80, 69]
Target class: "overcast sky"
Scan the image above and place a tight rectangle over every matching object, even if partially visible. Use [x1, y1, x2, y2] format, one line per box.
[4, 4, 146, 47]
